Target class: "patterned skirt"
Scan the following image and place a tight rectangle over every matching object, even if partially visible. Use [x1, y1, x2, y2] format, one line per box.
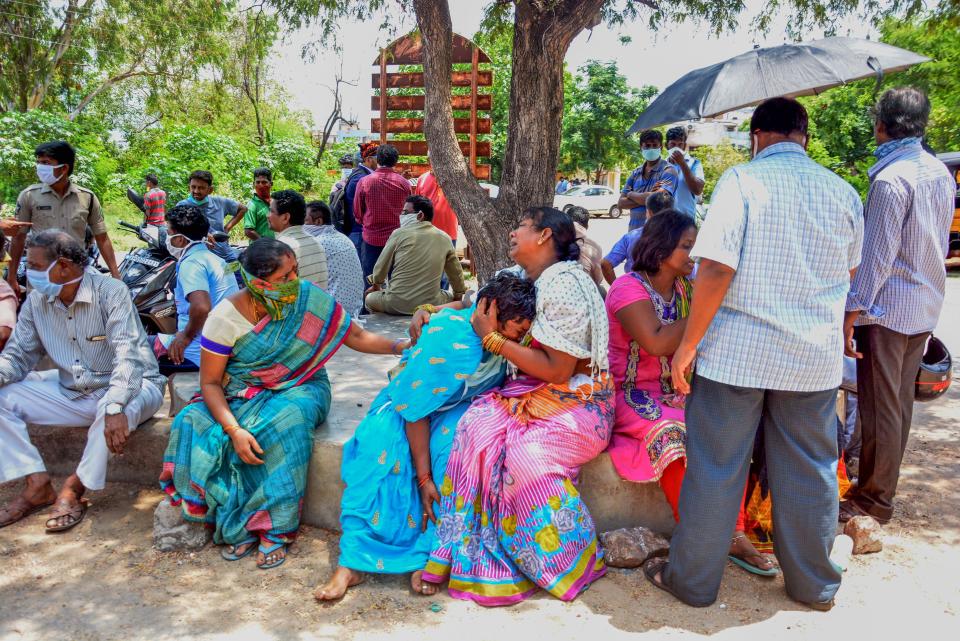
[423, 374, 615, 606]
[159, 369, 331, 547]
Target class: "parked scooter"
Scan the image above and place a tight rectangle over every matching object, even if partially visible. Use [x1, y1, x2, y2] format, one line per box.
[116, 221, 178, 335]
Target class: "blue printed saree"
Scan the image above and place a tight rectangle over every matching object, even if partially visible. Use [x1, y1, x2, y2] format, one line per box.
[338, 306, 505, 573]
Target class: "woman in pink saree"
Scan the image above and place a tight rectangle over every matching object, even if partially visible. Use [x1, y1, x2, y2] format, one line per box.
[412, 207, 614, 606]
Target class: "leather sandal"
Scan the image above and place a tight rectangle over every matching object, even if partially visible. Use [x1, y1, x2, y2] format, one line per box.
[0, 496, 55, 529]
[44, 498, 89, 533]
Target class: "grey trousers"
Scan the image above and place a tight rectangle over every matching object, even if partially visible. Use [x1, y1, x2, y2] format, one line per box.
[663, 374, 842, 606]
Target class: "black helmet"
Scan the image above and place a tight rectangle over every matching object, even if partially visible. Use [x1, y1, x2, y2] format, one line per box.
[915, 335, 952, 402]
[338, 153, 354, 167]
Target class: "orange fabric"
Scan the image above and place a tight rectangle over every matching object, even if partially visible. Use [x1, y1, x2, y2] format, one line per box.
[745, 456, 851, 553]
[415, 171, 459, 241]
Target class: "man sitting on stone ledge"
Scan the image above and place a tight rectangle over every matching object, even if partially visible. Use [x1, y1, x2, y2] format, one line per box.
[364, 195, 465, 316]
[0, 230, 166, 532]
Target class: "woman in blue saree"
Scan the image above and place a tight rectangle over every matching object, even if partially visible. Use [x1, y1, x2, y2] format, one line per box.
[315, 273, 538, 600]
[160, 239, 407, 570]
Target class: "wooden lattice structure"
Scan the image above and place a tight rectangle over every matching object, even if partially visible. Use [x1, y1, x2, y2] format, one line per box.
[372, 32, 492, 180]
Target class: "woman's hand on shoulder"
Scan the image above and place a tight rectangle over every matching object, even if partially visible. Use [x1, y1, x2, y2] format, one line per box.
[230, 428, 264, 465]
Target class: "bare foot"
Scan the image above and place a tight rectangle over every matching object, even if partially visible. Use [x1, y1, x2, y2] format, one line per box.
[411, 570, 439, 596]
[314, 566, 364, 601]
[729, 532, 777, 572]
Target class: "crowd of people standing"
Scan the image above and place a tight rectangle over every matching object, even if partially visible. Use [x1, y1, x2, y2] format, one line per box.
[0, 87, 954, 613]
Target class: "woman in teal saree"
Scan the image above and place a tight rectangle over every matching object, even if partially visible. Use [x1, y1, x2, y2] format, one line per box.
[160, 239, 407, 570]
[315, 273, 538, 599]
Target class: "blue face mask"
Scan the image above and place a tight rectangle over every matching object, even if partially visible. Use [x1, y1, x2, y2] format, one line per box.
[26, 260, 82, 297]
[187, 195, 209, 206]
[641, 148, 662, 162]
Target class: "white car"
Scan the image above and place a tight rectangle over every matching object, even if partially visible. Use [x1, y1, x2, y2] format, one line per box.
[552, 184, 622, 218]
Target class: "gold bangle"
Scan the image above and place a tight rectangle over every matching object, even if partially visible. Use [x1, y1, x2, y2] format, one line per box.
[482, 331, 508, 355]
[223, 424, 241, 436]
[415, 304, 440, 315]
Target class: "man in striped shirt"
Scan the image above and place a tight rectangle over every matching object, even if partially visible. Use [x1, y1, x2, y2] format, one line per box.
[143, 173, 166, 226]
[269, 189, 329, 290]
[841, 87, 956, 525]
[0, 230, 165, 532]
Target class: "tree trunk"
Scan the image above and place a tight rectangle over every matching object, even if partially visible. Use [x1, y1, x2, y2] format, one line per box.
[413, 0, 605, 281]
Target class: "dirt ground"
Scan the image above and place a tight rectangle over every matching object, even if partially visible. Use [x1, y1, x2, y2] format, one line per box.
[1, 378, 957, 641]
[2, 265, 959, 641]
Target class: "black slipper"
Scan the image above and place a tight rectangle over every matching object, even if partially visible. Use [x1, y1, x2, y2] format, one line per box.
[643, 558, 685, 602]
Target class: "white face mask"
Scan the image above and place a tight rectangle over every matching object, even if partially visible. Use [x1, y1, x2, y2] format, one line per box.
[36, 163, 65, 186]
[165, 234, 199, 260]
[399, 213, 420, 228]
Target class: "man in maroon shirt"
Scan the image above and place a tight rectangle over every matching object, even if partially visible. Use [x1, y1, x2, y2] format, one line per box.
[353, 144, 412, 282]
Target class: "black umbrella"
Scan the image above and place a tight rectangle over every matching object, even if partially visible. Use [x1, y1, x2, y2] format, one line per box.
[627, 37, 929, 134]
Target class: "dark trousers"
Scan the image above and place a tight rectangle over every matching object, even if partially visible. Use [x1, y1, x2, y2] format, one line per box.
[848, 324, 929, 522]
[663, 375, 841, 606]
[360, 240, 384, 285]
[147, 334, 199, 377]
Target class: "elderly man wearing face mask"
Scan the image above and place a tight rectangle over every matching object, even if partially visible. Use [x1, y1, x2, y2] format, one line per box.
[0, 230, 165, 533]
[149, 204, 238, 375]
[8, 141, 122, 298]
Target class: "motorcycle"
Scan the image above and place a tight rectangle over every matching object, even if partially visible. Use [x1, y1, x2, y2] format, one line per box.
[116, 221, 178, 335]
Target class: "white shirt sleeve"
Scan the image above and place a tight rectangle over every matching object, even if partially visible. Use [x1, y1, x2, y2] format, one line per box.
[691, 168, 747, 270]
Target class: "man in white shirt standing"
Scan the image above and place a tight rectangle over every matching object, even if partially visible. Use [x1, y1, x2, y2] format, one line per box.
[646, 98, 863, 612]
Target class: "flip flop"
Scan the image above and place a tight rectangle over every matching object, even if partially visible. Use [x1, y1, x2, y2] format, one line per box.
[44, 498, 89, 533]
[0, 497, 55, 529]
[220, 537, 258, 561]
[643, 558, 688, 604]
[728, 554, 780, 577]
[257, 541, 287, 570]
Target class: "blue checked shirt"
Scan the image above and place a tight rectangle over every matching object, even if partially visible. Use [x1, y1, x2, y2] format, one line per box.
[622, 159, 679, 229]
[692, 142, 864, 392]
[846, 142, 955, 335]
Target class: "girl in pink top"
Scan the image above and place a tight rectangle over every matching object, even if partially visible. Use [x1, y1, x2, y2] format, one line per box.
[605, 210, 775, 576]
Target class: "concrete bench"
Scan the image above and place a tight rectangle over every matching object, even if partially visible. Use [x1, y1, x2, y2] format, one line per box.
[26, 313, 675, 535]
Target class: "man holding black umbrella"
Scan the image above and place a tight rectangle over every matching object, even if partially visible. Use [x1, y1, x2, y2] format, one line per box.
[646, 97, 863, 611]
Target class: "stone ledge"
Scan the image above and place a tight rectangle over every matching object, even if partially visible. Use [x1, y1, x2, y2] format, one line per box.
[22, 312, 675, 535]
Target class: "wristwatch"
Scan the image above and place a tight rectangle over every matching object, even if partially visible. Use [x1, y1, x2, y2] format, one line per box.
[105, 403, 124, 416]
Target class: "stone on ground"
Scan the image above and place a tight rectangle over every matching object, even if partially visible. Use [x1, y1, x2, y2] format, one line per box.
[600, 526, 670, 568]
[844, 515, 884, 554]
[153, 499, 211, 552]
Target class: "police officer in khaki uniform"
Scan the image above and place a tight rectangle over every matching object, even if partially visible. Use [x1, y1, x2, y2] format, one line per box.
[7, 141, 121, 297]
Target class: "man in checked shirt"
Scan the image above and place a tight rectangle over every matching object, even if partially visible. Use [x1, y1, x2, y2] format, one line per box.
[353, 144, 412, 284]
[0, 230, 165, 533]
[841, 87, 955, 525]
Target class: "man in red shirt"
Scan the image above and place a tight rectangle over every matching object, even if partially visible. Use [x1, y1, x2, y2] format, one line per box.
[143, 173, 166, 226]
[353, 144, 412, 282]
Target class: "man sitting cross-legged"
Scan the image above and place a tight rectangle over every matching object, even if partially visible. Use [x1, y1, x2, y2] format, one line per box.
[0, 230, 166, 533]
[364, 195, 466, 315]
